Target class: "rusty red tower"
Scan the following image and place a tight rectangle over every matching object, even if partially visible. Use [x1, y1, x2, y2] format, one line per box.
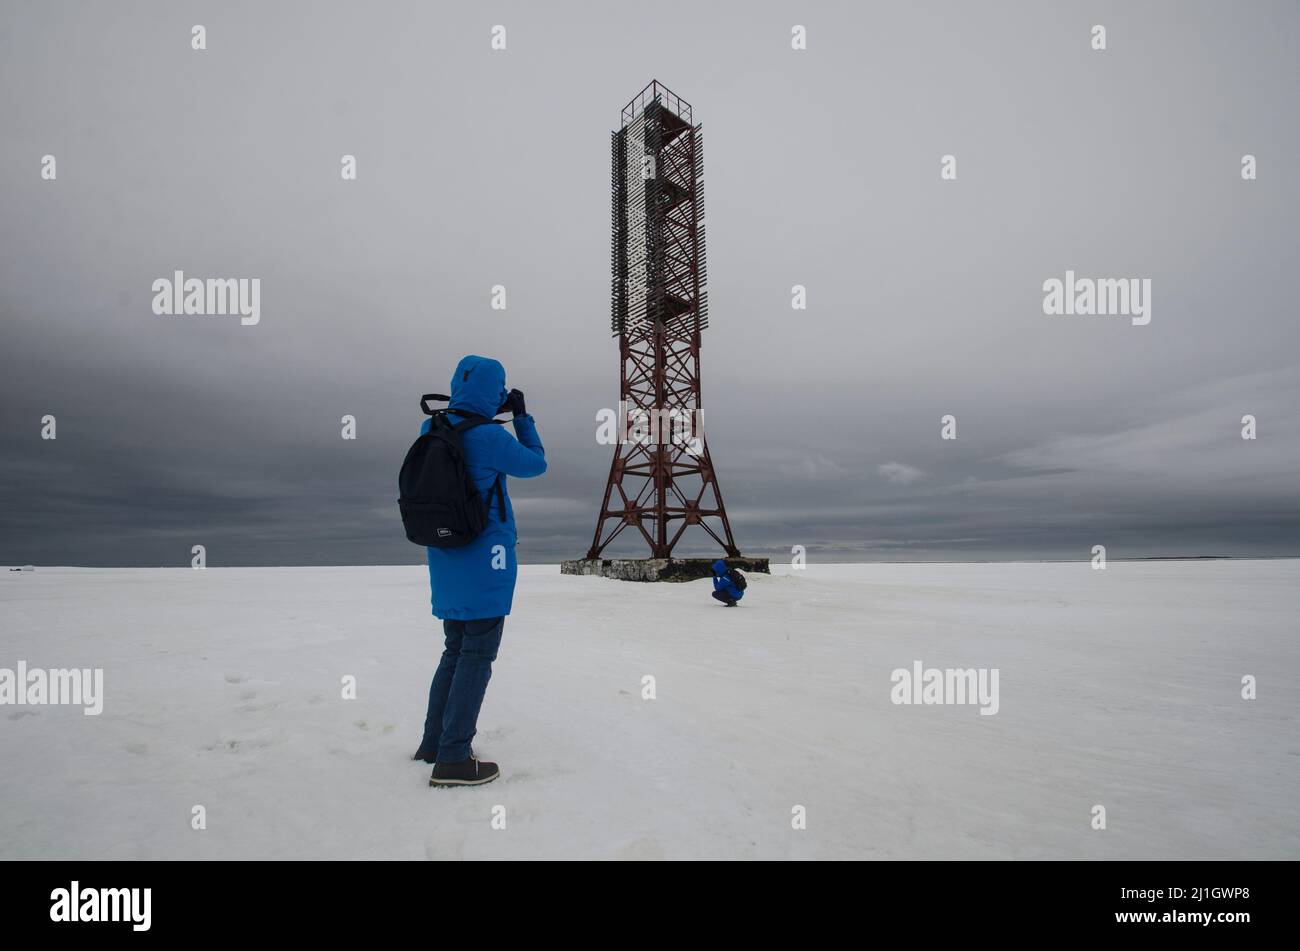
[585, 81, 741, 560]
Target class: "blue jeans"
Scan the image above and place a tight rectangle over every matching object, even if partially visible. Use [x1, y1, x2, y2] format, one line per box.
[420, 617, 505, 763]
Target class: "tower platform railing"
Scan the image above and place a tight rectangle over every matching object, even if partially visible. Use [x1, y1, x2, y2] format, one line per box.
[621, 80, 692, 128]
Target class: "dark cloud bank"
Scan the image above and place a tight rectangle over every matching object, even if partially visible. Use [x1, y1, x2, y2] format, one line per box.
[2, 1, 1297, 567]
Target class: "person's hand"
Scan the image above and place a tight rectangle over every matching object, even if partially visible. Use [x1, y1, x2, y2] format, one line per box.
[504, 388, 527, 417]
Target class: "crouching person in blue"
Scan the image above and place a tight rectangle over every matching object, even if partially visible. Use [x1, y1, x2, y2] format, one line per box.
[711, 559, 744, 607]
[414, 355, 546, 787]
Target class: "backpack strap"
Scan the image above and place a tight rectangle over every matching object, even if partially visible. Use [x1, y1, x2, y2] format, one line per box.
[444, 411, 509, 521]
[493, 474, 506, 520]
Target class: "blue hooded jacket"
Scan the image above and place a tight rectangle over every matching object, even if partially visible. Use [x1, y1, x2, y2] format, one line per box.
[420, 355, 546, 620]
[712, 559, 743, 601]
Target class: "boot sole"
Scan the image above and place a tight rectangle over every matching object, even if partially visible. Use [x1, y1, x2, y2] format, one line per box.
[429, 772, 499, 787]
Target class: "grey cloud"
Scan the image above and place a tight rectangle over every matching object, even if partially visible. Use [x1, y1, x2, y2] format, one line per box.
[1, 1, 1297, 566]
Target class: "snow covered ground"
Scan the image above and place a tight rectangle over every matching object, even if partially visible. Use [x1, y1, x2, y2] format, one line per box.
[1, 561, 1297, 860]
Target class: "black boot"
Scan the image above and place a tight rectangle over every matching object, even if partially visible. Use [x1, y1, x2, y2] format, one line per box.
[711, 590, 737, 607]
[429, 756, 500, 787]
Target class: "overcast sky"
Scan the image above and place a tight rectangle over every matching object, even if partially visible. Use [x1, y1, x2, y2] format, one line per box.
[2, 0, 1297, 567]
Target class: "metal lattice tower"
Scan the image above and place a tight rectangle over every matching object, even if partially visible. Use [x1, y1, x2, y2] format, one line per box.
[586, 81, 741, 560]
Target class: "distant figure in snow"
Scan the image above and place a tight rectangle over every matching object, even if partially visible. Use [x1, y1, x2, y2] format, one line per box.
[413, 355, 546, 787]
[711, 559, 745, 607]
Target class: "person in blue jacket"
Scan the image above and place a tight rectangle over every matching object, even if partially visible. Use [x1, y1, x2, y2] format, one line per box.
[414, 355, 546, 787]
[711, 559, 744, 607]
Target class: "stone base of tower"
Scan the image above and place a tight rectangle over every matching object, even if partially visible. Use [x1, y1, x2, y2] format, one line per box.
[560, 556, 770, 583]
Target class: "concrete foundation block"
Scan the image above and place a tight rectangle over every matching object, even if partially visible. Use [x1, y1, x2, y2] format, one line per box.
[560, 556, 770, 582]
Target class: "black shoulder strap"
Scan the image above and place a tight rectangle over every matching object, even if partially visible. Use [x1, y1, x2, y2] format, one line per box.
[447, 408, 508, 433]
[493, 474, 506, 520]
[428, 402, 504, 519]
[434, 407, 508, 519]
[421, 393, 452, 416]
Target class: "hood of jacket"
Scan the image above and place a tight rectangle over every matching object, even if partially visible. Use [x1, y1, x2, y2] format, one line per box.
[712, 559, 729, 575]
[449, 354, 508, 419]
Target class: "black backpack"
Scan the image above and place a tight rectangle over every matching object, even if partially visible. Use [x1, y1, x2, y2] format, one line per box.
[398, 394, 506, 548]
[729, 568, 747, 590]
